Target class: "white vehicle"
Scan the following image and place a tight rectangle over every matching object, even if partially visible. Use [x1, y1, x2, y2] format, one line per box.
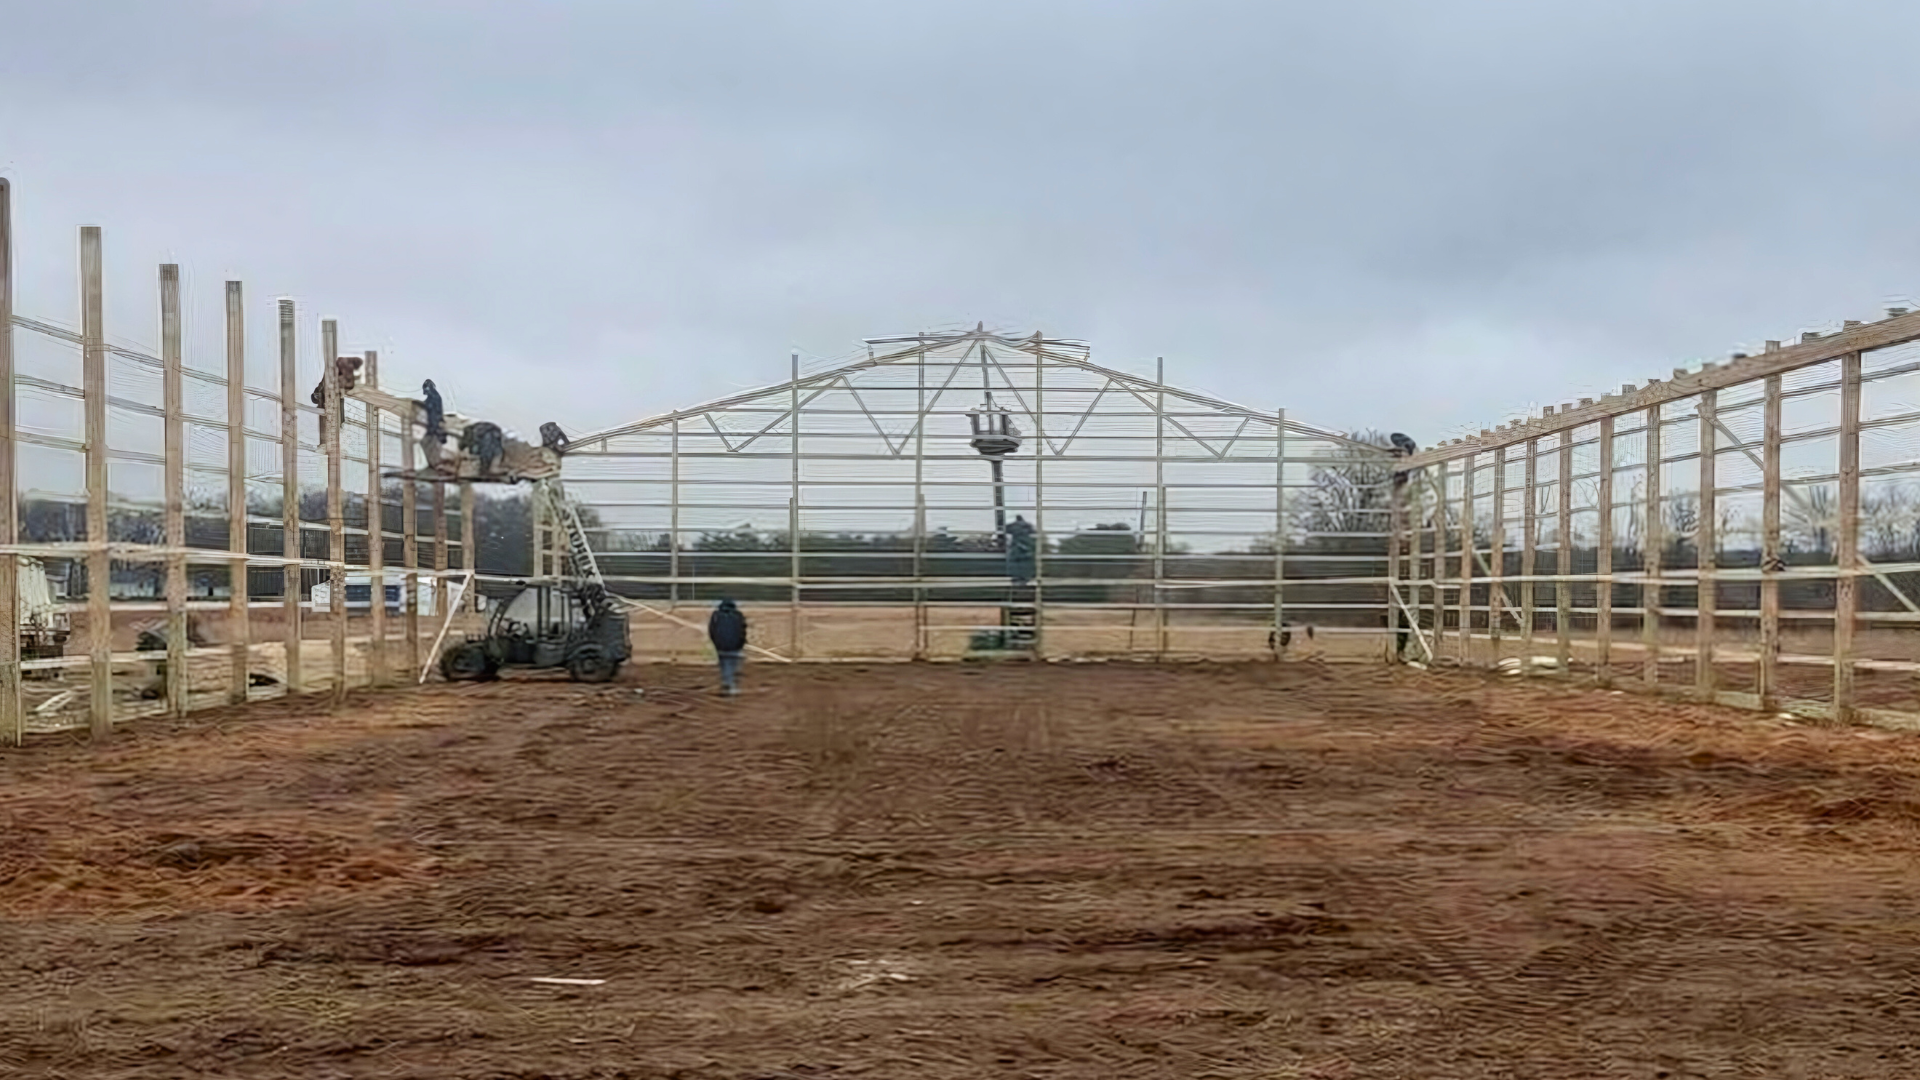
[308, 573, 444, 616]
[19, 558, 71, 661]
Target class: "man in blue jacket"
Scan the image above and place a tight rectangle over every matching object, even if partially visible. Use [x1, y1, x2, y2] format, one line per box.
[708, 598, 748, 696]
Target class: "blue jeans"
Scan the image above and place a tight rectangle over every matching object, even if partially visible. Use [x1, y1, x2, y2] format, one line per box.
[717, 651, 743, 694]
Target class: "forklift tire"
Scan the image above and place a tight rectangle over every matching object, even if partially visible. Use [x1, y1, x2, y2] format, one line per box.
[439, 643, 498, 682]
[566, 646, 617, 684]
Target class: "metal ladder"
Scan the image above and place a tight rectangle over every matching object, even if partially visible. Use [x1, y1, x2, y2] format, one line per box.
[534, 478, 603, 587]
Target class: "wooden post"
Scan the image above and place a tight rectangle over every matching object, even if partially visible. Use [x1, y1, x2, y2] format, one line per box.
[1556, 436, 1572, 672]
[669, 415, 680, 657]
[913, 346, 926, 660]
[1411, 461, 1426, 652]
[224, 282, 250, 703]
[403, 409, 421, 680]
[1273, 406, 1285, 659]
[160, 264, 187, 716]
[1521, 439, 1537, 666]
[1388, 436, 1404, 661]
[0, 179, 17, 744]
[278, 299, 302, 694]
[1154, 358, 1168, 659]
[1642, 406, 1664, 687]
[433, 480, 447, 661]
[365, 350, 386, 687]
[1759, 374, 1783, 710]
[1458, 452, 1474, 662]
[1696, 390, 1718, 699]
[1489, 445, 1505, 662]
[1032, 334, 1047, 657]
[1436, 457, 1443, 641]
[461, 480, 476, 614]
[82, 226, 112, 737]
[1596, 416, 1615, 685]
[789, 350, 801, 658]
[1835, 351, 1862, 721]
[323, 320, 345, 704]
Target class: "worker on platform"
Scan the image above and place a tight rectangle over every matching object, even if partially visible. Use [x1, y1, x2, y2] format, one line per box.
[421, 379, 447, 469]
[708, 598, 748, 696]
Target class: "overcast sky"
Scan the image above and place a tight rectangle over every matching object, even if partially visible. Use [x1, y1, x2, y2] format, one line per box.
[5, 0, 1920, 449]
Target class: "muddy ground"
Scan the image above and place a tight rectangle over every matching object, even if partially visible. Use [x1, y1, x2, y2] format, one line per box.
[5, 662, 1920, 1078]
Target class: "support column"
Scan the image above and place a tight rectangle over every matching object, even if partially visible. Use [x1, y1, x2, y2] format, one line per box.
[913, 346, 926, 660]
[82, 226, 111, 738]
[1643, 406, 1664, 688]
[279, 299, 302, 694]
[1489, 445, 1506, 662]
[1759, 374, 1783, 710]
[1836, 351, 1862, 721]
[1596, 416, 1615, 685]
[789, 350, 801, 658]
[225, 281, 250, 704]
[365, 350, 386, 687]
[160, 264, 187, 716]
[1154, 357, 1167, 659]
[1032, 335, 1047, 658]
[323, 320, 345, 704]
[1557, 434, 1572, 672]
[669, 415, 680, 656]
[0, 179, 17, 744]
[433, 481, 447, 654]
[403, 410, 420, 680]
[1696, 390, 1718, 699]
[1458, 452, 1474, 663]
[1410, 461, 1426, 653]
[1521, 441, 1537, 667]
[1273, 407, 1285, 659]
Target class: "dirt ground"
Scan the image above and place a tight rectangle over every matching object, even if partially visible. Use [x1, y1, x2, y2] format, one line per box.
[7, 662, 1920, 1078]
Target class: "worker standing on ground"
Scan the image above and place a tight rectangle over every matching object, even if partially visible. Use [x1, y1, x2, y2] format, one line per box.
[708, 598, 748, 696]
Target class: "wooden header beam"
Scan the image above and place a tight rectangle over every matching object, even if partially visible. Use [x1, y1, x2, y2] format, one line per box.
[1409, 309, 1920, 467]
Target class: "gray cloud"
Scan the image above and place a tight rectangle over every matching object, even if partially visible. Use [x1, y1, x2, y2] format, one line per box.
[5, 0, 1920, 446]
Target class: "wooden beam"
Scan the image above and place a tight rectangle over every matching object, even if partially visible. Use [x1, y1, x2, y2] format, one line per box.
[403, 409, 420, 681]
[225, 282, 249, 704]
[323, 321, 346, 704]
[1388, 438, 1405, 661]
[81, 226, 112, 738]
[1836, 351, 1862, 721]
[1596, 415, 1614, 685]
[1556, 437, 1572, 671]
[1759, 374, 1783, 710]
[1489, 446, 1505, 662]
[0, 179, 16, 744]
[1643, 406, 1664, 688]
[461, 480, 476, 614]
[365, 349, 386, 688]
[789, 350, 800, 658]
[279, 299, 302, 694]
[1408, 310, 1920, 466]
[160, 264, 187, 716]
[433, 477, 447, 665]
[1521, 440, 1537, 666]
[1696, 390, 1718, 698]
[1451, 449, 1466, 661]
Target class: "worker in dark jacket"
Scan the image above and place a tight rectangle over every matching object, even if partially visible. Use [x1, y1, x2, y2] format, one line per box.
[420, 379, 447, 469]
[708, 598, 748, 696]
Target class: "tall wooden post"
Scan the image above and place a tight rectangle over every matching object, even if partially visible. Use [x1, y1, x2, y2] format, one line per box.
[1642, 407, 1664, 686]
[1154, 358, 1168, 658]
[1489, 445, 1506, 661]
[913, 346, 926, 660]
[1272, 406, 1285, 659]
[1411, 461, 1426, 652]
[1521, 439, 1538, 666]
[160, 264, 187, 716]
[1556, 435, 1573, 671]
[403, 413, 421, 680]
[1835, 351, 1862, 721]
[224, 282, 250, 703]
[1596, 415, 1615, 685]
[1388, 436, 1404, 661]
[81, 227, 112, 737]
[789, 350, 801, 658]
[1451, 449, 1466, 661]
[1759, 375, 1783, 710]
[1696, 390, 1718, 699]
[365, 350, 387, 687]
[669, 415, 680, 658]
[323, 320, 346, 703]
[0, 179, 17, 743]
[433, 480, 447, 658]
[278, 299, 302, 693]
